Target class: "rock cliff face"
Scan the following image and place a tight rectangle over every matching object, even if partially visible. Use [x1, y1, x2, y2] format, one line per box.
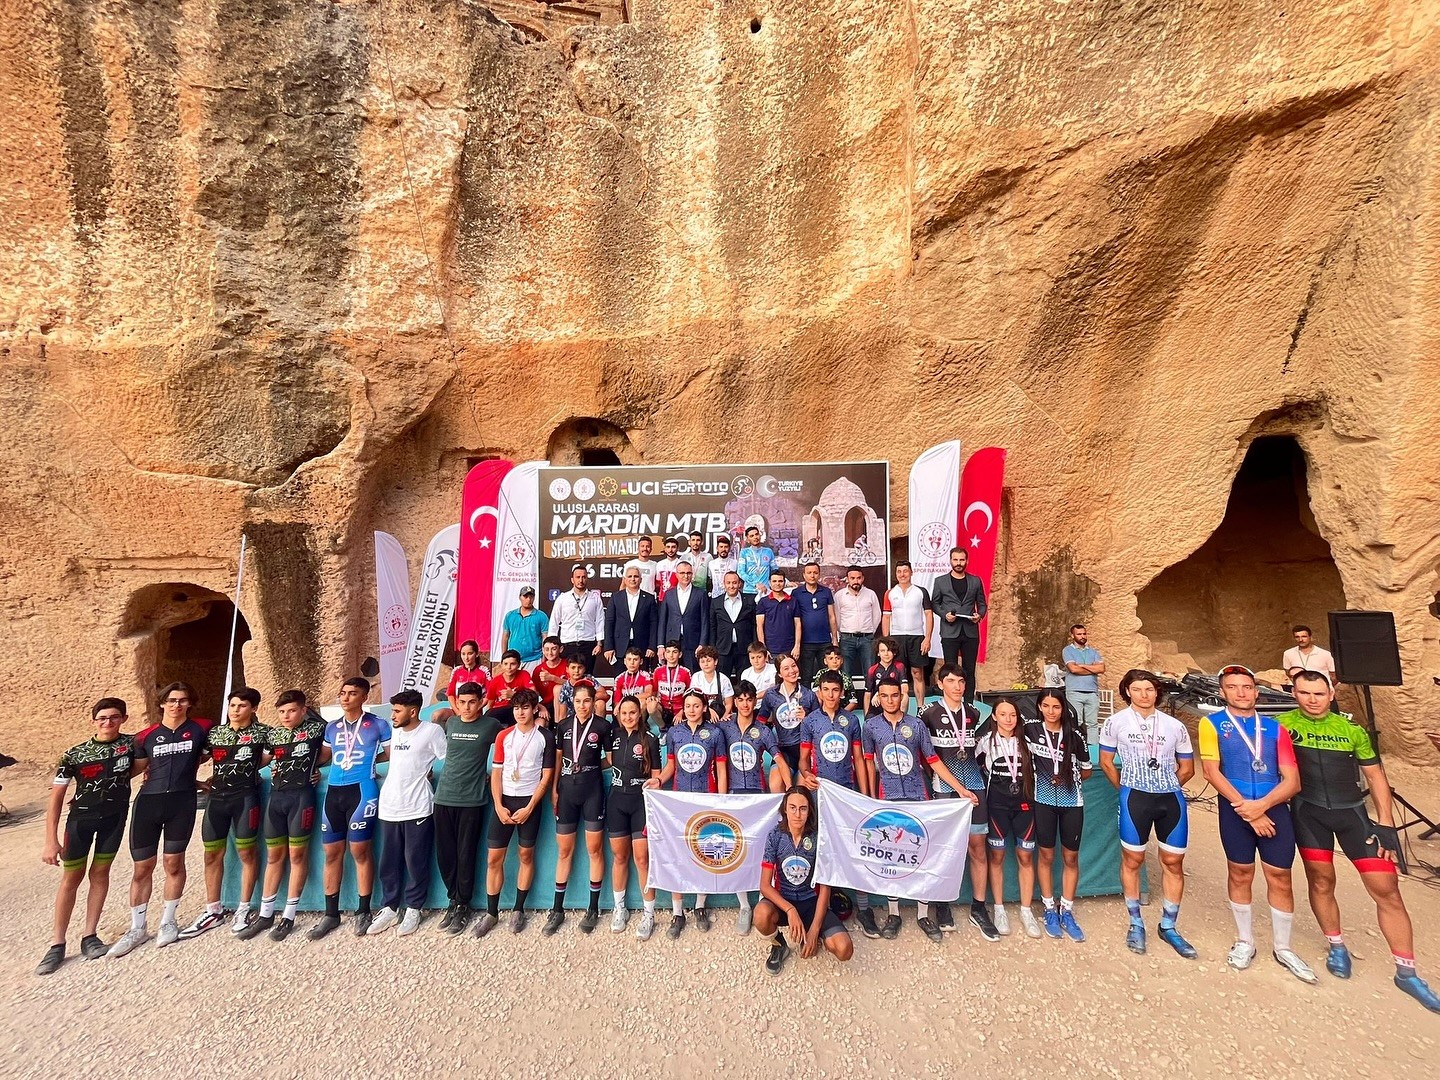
[2, 0, 1438, 763]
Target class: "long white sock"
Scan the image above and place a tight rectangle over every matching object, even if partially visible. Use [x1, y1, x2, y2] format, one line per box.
[916, 902, 929, 920]
[736, 892, 752, 911]
[259, 894, 277, 918]
[888, 898, 901, 916]
[643, 898, 656, 915]
[131, 904, 148, 931]
[613, 890, 626, 911]
[1041, 895, 1056, 911]
[283, 897, 300, 920]
[162, 899, 180, 925]
[695, 893, 708, 910]
[1230, 901, 1254, 944]
[1270, 907, 1294, 952]
[672, 896, 685, 916]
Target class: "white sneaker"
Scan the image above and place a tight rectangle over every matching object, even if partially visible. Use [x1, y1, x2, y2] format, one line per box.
[1227, 941, 1257, 970]
[397, 909, 422, 937]
[108, 926, 149, 958]
[610, 906, 630, 933]
[366, 907, 400, 935]
[1018, 907, 1043, 939]
[155, 920, 180, 948]
[230, 909, 252, 935]
[635, 910, 656, 941]
[1273, 948, 1318, 984]
[736, 907, 753, 935]
[991, 904, 1011, 936]
[177, 910, 226, 940]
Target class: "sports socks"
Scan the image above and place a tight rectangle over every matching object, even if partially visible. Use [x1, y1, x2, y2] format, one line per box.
[1395, 952, 1418, 979]
[1159, 900, 1180, 931]
[283, 896, 300, 920]
[552, 885, 568, 912]
[487, 892, 501, 917]
[672, 896, 685, 916]
[916, 903, 929, 920]
[131, 903, 148, 931]
[162, 899, 180, 924]
[1269, 907, 1293, 952]
[613, 889, 626, 911]
[1325, 931, 1345, 946]
[324, 892, 340, 918]
[205, 900, 223, 916]
[1040, 895, 1056, 911]
[643, 898, 656, 915]
[356, 892, 372, 916]
[515, 887, 530, 912]
[588, 880, 602, 914]
[1059, 897, 1074, 913]
[259, 894, 277, 918]
[1230, 901, 1253, 944]
[696, 893, 708, 910]
[1124, 897, 1143, 926]
[736, 891, 752, 911]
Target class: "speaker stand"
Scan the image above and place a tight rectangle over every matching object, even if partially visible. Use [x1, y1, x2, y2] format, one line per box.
[1361, 685, 1440, 842]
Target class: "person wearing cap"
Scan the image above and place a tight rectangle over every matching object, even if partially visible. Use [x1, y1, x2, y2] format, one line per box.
[500, 586, 548, 666]
[1198, 665, 1315, 983]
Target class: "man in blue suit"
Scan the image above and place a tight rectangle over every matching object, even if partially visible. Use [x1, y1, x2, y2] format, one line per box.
[604, 565, 659, 669]
[657, 562, 710, 669]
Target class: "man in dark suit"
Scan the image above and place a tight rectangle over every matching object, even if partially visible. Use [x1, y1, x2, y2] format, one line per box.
[604, 565, 659, 669]
[708, 569, 757, 679]
[929, 547, 987, 703]
[657, 562, 710, 669]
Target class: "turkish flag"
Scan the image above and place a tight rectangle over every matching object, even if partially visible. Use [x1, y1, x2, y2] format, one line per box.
[456, 459, 515, 651]
[958, 447, 1006, 663]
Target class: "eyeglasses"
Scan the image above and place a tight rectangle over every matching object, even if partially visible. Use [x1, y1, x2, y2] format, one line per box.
[163, 698, 190, 706]
[95, 714, 124, 723]
[1217, 665, 1255, 680]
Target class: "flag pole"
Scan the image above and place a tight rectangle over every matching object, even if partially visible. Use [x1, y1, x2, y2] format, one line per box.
[220, 532, 248, 715]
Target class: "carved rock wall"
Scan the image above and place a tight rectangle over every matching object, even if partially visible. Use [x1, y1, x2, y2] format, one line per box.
[1, 0, 1437, 763]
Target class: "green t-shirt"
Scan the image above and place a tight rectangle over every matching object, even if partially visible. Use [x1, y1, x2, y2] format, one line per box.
[1275, 708, 1377, 810]
[434, 715, 502, 807]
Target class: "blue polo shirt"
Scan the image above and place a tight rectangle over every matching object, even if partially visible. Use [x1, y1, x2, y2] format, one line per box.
[1062, 645, 1101, 693]
[794, 584, 835, 645]
[799, 708, 861, 787]
[719, 717, 780, 793]
[756, 592, 799, 654]
[502, 608, 548, 663]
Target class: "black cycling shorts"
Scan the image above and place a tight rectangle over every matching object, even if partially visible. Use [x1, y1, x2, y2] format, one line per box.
[1293, 800, 1394, 874]
[1034, 804, 1084, 852]
[987, 797, 1036, 851]
[556, 772, 605, 834]
[1119, 787, 1189, 854]
[130, 791, 198, 861]
[605, 791, 647, 839]
[202, 788, 262, 850]
[488, 794, 544, 850]
[778, 745, 801, 776]
[265, 787, 319, 846]
[787, 896, 847, 941]
[62, 811, 127, 869]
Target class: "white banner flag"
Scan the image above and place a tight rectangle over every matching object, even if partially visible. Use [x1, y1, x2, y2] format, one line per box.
[373, 531, 412, 697]
[489, 460, 544, 659]
[400, 523, 460, 701]
[814, 780, 972, 902]
[644, 789, 783, 895]
[907, 441, 961, 661]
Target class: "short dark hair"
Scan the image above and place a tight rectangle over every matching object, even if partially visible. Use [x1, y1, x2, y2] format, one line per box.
[1292, 624, 1312, 634]
[565, 650, 588, 666]
[1117, 669, 1164, 706]
[689, 530, 702, 539]
[734, 681, 757, 700]
[390, 689, 424, 709]
[821, 645, 842, 659]
[159, 681, 197, 706]
[802, 560, 820, 571]
[845, 564, 862, 575]
[949, 546, 965, 556]
[664, 639, 682, 652]
[510, 688, 540, 709]
[572, 683, 596, 701]
[276, 689, 307, 708]
[816, 670, 845, 689]
[895, 559, 912, 571]
[228, 687, 261, 708]
[544, 635, 562, 646]
[92, 697, 127, 719]
[716, 535, 731, 546]
[623, 646, 644, 659]
[455, 681, 485, 700]
[875, 677, 904, 693]
[459, 639, 480, 652]
[1070, 623, 1086, 632]
[500, 649, 521, 663]
[342, 676, 371, 694]
[936, 663, 965, 683]
[696, 645, 718, 661]
[1293, 670, 1332, 689]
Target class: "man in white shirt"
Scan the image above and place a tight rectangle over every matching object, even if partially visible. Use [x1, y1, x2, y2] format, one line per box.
[548, 563, 605, 675]
[654, 536, 685, 601]
[1281, 625, 1337, 684]
[708, 535, 738, 599]
[685, 531, 712, 593]
[368, 690, 448, 937]
[835, 564, 881, 701]
[881, 561, 935, 706]
[622, 536, 658, 595]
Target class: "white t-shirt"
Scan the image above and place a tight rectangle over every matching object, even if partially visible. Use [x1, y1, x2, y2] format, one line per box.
[691, 671, 734, 699]
[377, 722, 448, 821]
[493, 723, 556, 798]
[883, 584, 931, 637]
[1281, 645, 1335, 678]
[1099, 707, 1193, 794]
[739, 663, 776, 697]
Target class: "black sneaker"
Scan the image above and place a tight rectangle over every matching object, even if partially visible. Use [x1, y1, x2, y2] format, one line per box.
[543, 910, 566, 936]
[969, 905, 1001, 942]
[579, 909, 599, 934]
[667, 914, 687, 939]
[79, 934, 107, 960]
[880, 914, 902, 939]
[934, 902, 956, 932]
[693, 907, 712, 932]
[236, 913, 275, 941]
[856, 908, 881, 938]
[917, 917, 944, 943]
[439, 905, 458, 931]
[269, 917, 295, 942]
[352, 911, 373, 937]
[765, 936, 790, 975]
[307, 914, 342, 941]
[36, 944, 65, 976]
[446, 906, 472, 935]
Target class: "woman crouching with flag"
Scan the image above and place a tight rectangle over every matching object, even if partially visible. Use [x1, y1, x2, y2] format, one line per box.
[753, 786, 854, 974]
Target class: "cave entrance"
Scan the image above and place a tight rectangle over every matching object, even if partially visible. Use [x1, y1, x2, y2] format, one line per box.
[122, 584, 252, 722]
[1136, 436, 1345, 674]
[546, 418, 638, 466]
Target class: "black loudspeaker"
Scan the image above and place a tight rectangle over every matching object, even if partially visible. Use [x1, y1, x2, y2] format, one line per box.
[1327, 610, 1402, 686]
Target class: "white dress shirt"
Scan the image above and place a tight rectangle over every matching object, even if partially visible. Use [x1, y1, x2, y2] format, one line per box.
[549, 589, 604, 642]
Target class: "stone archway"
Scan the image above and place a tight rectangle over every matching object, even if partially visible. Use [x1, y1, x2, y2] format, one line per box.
[545, 417, 639, 466]
[1136, 436, 1345, 675]
[121, 584, 252, 721]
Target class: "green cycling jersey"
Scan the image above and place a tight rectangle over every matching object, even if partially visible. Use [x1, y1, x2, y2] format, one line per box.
[1275, 708, 1378, 810]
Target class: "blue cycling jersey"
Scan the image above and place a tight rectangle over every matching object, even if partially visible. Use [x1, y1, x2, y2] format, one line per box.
[324, 712, 391, 786]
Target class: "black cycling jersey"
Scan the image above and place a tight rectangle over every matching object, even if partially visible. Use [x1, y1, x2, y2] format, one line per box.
[266, 717, 327, 791]
[54, 735, 136, 817]
[608, 725, 660, 790]
[557, 714, 612, 775]
[135, 719, 211, 796]
[206, 722, 271, 794]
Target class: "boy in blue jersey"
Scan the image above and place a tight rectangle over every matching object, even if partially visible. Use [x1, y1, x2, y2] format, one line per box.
[309, 677, 392, 939]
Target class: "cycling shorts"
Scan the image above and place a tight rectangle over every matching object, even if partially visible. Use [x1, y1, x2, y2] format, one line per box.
[322, 782, 378, 845]
[1218, 800, 1295, 869]
[605, 791, 647, 840]
[1119, 788, 1188, 854]
[1292, 800, 1395, 875]
[1034, 804, 1084, 852]
[555, 772, 605, 835]
[62, 811, 127, 870]
[488, 794, 544, 850]
[786, 896, 848, 941]
[777, 745, 802, 777]
[934, 788, 989, 835]
[987, 799, 1036, 851]
[130, 791, 198, 861]
[265, 787, 318, 847]
[202, 788, 262, 851]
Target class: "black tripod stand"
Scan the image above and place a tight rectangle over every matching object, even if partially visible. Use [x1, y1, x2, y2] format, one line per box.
[1359, 684, 1439, 841]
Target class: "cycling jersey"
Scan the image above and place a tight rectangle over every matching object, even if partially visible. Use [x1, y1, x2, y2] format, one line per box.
[736, 545, 776, 594]
[758, 685, 820, 748]
[54, 735, 135, 817]
[492, 723, 555, 798]
[799, 710, 861, 787]
[1197, 710, 1296, 801]
[921, 700, 986, 792]
[323, 713, 391, 786]
[653, 666, 692, 713]
[266, 717, 327, 791]
[1275, 708, 1377, 810]
[1099, 707, 1192, 794]
[664, 720, 724, 792]
[613, 671, 655, 699]
[763, 825, 819, 903]
[720, 717, 779, 793]
[557, 714, 612, 776]
[556, 678, 600, 718]
[608, 724, 661, 791]
[135, 719, 212, 796]
[974, 732, 1028, 796]
[206, 722, 271, 794]
[1023, 720, 1088, 808]
[810, 668, 859, 710]
[861, 715, 938, 801]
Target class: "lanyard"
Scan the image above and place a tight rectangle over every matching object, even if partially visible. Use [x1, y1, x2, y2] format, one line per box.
[993, 736, 1020, 779]
[939, 701, 969, 749]
[1137, 710, 1161, 763]
[510, 726, 537, 781]
[1226, 710, 1266, 769]
[338, 718, 361, 768]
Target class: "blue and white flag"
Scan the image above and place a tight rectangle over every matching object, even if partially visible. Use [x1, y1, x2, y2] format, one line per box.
[814, 780, 973, 902]
[644, 789, 783, 895]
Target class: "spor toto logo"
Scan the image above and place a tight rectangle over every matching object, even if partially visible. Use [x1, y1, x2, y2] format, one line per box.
[917, 521, 952, 558]
[854, 807, 929, 879]
[686, 810, 747, 873]
[548, 477, 572, 501]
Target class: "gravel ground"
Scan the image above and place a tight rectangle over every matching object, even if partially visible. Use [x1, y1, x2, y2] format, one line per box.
[2, 763, 1439, 1078]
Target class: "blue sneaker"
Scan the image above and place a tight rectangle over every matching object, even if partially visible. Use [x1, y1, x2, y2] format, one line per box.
[1158, 925, 1198, 959]
[1326, 944, 1353, 979]
[1126, 923, 1146, 954]
[1060, 910, 1086, 942]
[1043, 908, 1062, 938]
[1395, 973, 1440, 1013]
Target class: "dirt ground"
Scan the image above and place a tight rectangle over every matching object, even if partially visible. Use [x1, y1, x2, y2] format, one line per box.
[1, 761, 1439, 1079]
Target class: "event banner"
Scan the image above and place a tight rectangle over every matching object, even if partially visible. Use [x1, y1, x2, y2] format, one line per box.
[907, 441, 961, 661]
[644, 789, 783, 895]
[399, 523, 460, 701]
[373, 531, 412, 696]
[537, 462, 890, 602]
[488, 460, 544, 659]
[455, 458, 513, 652]
[959, 447, 1006, 663]
[813, 780, 973, 902]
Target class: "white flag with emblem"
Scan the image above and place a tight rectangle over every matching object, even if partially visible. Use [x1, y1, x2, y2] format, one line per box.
[400, 523, 461, 701]
[813, 779, 972, 902]
[644, 789, 783, 895]
[907, 441, 961, 661]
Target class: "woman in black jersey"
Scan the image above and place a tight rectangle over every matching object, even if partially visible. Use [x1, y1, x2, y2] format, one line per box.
[975, 698, 1041, 939]
[606, 695, 661, 941]
[1028, 689, 1091, 941]
[754, 786, 853, 974]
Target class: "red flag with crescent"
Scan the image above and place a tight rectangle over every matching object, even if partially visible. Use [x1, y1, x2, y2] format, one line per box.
[958, 447, 1005, 663]
[457, 458, 515, 651]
